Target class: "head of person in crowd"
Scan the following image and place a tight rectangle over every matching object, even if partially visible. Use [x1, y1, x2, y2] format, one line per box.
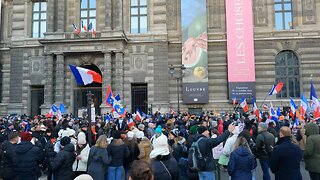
[8, 132, 19, 144]
[211, 128, 220, 138]
[80, 124, 88, 132]
[127, 131, 134, 141]
[77, 132, 87, 147]
[7, 122, 14, 130]
[197, 125, 210, 137]
[150, 134, 170, 159]
[234, 136, 251, 153]
[279, 126, 291, 138]
[129, 160, 154, 180]
[20, 132, 33, 142]
[136, 130, 145, 140]
[169, 128, 180, 143]
[95, 135, 108, 149]
[60, 136, 71, 149]
[258, 122, 268, 133]
[44, 129, 52, 138]
[189, 125, 197, 135]
[304, 122, 319, 137]
[155, 125, 162, 136]
[138, 124, 145, 131]
[148, 123, 155, 129]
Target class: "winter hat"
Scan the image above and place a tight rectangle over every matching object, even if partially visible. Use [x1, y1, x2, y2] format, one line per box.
[136, 131, 145, 139]
[259, 122, 268, 130]
[189, 126, 197, 135]
[155, 125, 162, 134]
[150, 134, 170, 159]
[20, 132, 32, 142]
[138, 124, 145, 130]
[60, 136, 71, 146]
[197, 126, 208, 134]
[170, 128, 180, 137]
[113, 130, 121, 139]
[74, 174, 93, 180]
[127, 131, 134, 139]
[60, 128, 76, 138]
[77, 132, 87, 145]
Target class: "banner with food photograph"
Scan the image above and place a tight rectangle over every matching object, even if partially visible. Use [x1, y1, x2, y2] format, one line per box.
[181, 0, 208, 104]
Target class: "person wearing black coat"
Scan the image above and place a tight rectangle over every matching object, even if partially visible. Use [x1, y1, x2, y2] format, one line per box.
[51, 137, 76, 180]
[44, 137, 56, 180]
[270, 126, 303, 180]
[13, 132, 43, 180]
[0, 132, 19, 180]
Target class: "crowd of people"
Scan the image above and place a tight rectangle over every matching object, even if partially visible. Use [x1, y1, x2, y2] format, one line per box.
[0, 110, 319, 180]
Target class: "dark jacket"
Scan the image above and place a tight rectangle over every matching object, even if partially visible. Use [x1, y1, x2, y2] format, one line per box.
[255, 131, 275, 160]
[228, 146, 257, 180]
[151, 154, 179, 180]
[304, 123, 320, 173]
[87, 146, 109, 180]
[194, 130, 230, 171]
[107, 142, 130, 167]
[124, 140, 139, 168]
[13, 141, 43, 180]
[51, 143, 76, 180]
[0, 140, 16, 179]
[270, 136, 303, 180]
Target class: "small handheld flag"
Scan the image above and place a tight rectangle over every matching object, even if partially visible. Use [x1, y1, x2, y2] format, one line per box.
[72, 23, 80, 35]
[300, 93, 308, 120]
[290, 97, 297, 119]
[240, 97, 249, 112]
[268, 82, 283, 96]
[82, 20, 87, 31]
[69, 64, 102, 85]
[136, 109, 142, 121]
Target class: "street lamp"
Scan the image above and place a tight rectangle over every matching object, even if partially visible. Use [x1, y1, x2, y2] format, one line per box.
[168, 64, 186, 114]
[86, 91, 93, 146]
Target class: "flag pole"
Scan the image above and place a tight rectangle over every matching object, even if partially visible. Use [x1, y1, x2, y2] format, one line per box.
[260, 94, 269, 109]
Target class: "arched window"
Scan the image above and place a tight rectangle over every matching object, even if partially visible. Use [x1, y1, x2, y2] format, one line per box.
[275, 50, 300, 98]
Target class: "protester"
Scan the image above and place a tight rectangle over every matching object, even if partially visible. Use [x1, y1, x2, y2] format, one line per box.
[0, 132, 19, 180]
[73, 132, 90, 178]
[138, 136, 152, 162]
[124, 131, 140, 180]
[270, 126, 303, 180]
[129, 160, 154, 180]
[169, 128, 184, 161]
[87, 135, 109, 180]
[211, 129, 223, 180]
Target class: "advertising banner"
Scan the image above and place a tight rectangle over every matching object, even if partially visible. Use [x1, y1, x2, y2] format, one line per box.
[226, 0, 256, 103]
[181, 0, 208, 104]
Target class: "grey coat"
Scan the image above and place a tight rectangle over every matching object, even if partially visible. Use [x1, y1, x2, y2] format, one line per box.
[87, 146, 109, 180]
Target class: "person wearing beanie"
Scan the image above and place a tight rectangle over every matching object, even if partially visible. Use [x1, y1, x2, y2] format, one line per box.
[73, 132, 91, 178]
[186, 125, 198, 149]
[255, 122, 275, 180]
[14, 132, 43, 179]
[193, 124, 236, 180]
[169, 128, 183, 161]
[107, 130, 130, 180]
[0, 132, 19, 180]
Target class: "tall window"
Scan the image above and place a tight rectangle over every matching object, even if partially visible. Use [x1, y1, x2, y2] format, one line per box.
[274, 0, 293, 30]
[32, 1, 46, 38]
[131, 0, 147, 33]
[275, 51, 300, 98]
[80, 0, 96, 31]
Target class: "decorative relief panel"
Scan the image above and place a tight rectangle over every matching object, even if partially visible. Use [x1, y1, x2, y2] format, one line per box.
[209, 0, 221, 29]
[253, 0, 268, 26]
[131, 54, 147, 71]
[30, 56, 44, 74]
[302, 0, 316, 24]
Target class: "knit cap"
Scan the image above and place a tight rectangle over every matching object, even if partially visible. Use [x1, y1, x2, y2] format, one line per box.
[155, 125, 162, 134]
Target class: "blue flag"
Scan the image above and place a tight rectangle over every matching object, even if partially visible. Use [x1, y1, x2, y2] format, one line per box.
[51, 104, 59, 113]
[60, 103, 66, 113]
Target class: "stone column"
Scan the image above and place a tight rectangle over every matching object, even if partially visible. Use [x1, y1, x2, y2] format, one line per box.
[113, 0, 123, 30]
[105, 0, 112, 30]
[114, 52, 124, 98]
[55, 53, 65, 104]
[56, 0, 65, 32]
[100, 51, 113, 113]
[46, 0, 55, 32]
[41, 54, 54, 114]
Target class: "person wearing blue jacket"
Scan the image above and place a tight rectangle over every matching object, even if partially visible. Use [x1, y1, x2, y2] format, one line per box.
[228, 136, 257, 180]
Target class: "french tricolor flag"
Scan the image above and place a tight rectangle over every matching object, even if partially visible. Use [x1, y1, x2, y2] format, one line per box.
[300, 93, 308, 120]
[290, 97, 297, 119]
[268, 82, 283, 96]
[252, 97, 260, 118]
[69, 64, 102, 85]
[240, 97, 249, 112]
[136, 109, 142, 121]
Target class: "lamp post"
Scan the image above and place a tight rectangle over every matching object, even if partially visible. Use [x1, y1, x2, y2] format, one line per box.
[168, 64, 186, 114]
[86, 91, 93, 146]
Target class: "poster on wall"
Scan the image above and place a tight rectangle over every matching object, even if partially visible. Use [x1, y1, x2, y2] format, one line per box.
[181, 0, 208, 104]
[226, 0, 256, 103]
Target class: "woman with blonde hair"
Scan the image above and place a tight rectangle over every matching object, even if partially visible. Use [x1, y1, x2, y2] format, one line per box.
[87, 135, 110, 180]
[228, 136, 257, 180]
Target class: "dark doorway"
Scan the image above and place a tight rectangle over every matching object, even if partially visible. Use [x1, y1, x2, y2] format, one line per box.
[131, 84, 148, 113]
[31, 86, 44, 117]
[188, 108, 202, 116]
[74, 64, 102, 116]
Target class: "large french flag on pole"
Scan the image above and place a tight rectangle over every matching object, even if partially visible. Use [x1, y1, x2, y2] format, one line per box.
[69, 64, 102, 85]
[136, 109, 142, 121]
[300, 93, 308, 120]
[290, 97, 297, 119]
[268, 82, 283, 96]
[105, 84, 115, 108]
[252, 97, 260, 118]
[240, 97, 249, 112]
[310, 80, 320, 118]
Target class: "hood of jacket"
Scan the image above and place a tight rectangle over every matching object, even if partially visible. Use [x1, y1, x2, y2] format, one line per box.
[305, 123, 319, 136]
[15, 141, 34, 154]
[234, 146, 251, 157]
[193, 133, 206, 142]
[63, 143, 75, 152]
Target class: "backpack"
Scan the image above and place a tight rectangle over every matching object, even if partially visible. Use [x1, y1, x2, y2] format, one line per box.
[261, 133, 273, 157]
[188, 137, 206, 171]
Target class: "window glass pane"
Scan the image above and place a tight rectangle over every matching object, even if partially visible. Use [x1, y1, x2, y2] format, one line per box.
[131, 8, 138, 15]
[33, 21, 39, 38]
[90, 19, 96, 30]
[284, 0, 291, 2]
[89, 10, 96, 17]
[274, 0, 282, 2]
[41, 13, 46, 20]
[274, 4, 282, 11]
[276, 56, 285, 66]
[40, 21, 46, 37]
[140, 16, 147, 33]
[284, 3, 291, 10]
[131, 0, 138, 6]
[289, 78, 295, 97]
[285, 12, 292, 29]
[34, 2, 40, 12]
[131, 16, 138, 33]
[140, 7, 147, 14]
[81, 10, 88, 18]
[41, 2, 47, 11]
[140, 0, 147, 6]
[81, 0, 88, 9]
[89, 0, 96, 8]
[275, 12, 283, 30]
[295, 79, 300, 97]
[33, 13, 39, 20]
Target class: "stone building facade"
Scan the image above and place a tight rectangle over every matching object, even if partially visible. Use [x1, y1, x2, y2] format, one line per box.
[0, 0, 320, 116]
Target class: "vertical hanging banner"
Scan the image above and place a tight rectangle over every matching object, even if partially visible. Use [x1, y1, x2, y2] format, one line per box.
[181, 0, 208, 104]
[226, 0, 256, 103]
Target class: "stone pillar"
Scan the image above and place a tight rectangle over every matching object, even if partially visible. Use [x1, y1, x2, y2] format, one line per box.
[46, 0, 55, 32]
[114, 52, 124, 98]
[100, 51, 113, 113]
[105, 0, 112, 30]
[55, 53, 65, 104]
[41, 54, 54, 114]
[113, 0, 123, 30]
[56, 0, 65, 32]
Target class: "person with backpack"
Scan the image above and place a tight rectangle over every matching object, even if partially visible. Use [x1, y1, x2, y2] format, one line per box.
[189, 124, 235, 180]
[0, 132, 19, 180]
[255, 122, 275, 180]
